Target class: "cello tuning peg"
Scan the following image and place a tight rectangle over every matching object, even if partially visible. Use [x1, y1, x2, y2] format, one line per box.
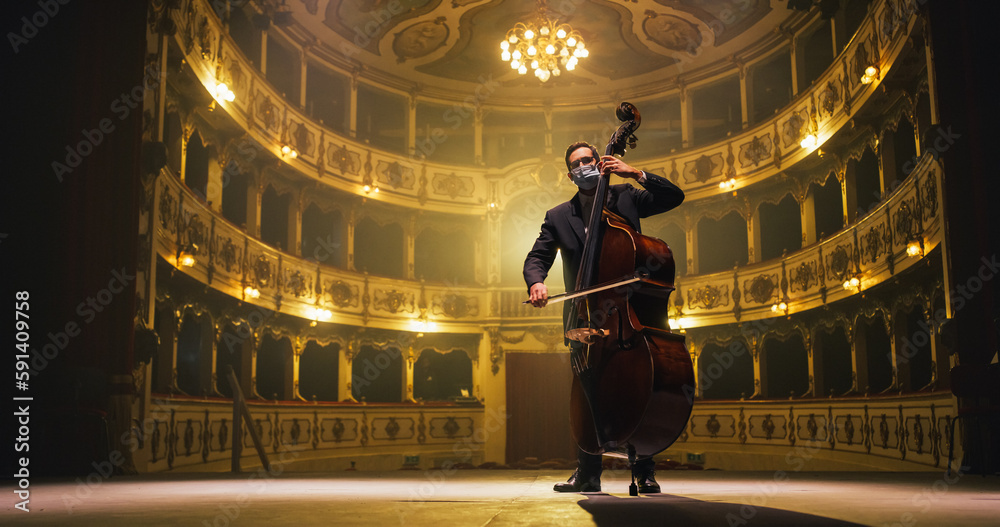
[628, 135, 638, 149]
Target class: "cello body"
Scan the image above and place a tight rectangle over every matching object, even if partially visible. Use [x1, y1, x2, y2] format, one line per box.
[566, 102, 694, 459]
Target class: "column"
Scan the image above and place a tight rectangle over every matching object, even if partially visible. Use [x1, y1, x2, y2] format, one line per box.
[405, 345, 416, 402]
[292, 337, 306, 401]
[809, 331, 826, 397]
[260, 28, 268, 75]
[157, 34, 168, 141]
[879, 132, 899, 192]
[249, 332, 263, 399]
[407, 94, 417, 157]
[246, 179, 262, 238]
[340, 339, 356, 402]
[690, 343, 702, 398]
[750, 337, 764, 399]
[288, 191, 302, 256]
[922, 25, 941, 133]
[790, 35, 805, 96]
[830, 8, 848, 56]
[801, 192, 817, 246]
[686, 216, 699, 275]
[739, 65, 753, 129]
[156, 312, 177, 393]
[680, 82, 694, 148]
[747, 208, 761, 264]
[349, 74, 359, 138]
[405, 214, 416, 280]
[850, 324, 869, 395]
[201, 320, 217, 397]
[840, 166, 858, 226]
[891, 313, 910, 392]
[474, 107, 484, 165]
[206, 156, 224, 212]
[299, 49, 308, 108]
[346, 207, 356, 271]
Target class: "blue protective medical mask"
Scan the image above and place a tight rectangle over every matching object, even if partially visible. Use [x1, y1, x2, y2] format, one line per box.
[570, 163, 601, 190]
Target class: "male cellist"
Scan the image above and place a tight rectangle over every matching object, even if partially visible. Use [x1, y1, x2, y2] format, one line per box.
[523, 141, 685, 493]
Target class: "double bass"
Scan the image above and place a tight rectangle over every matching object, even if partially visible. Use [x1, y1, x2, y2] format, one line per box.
[545, 102, 695, 495]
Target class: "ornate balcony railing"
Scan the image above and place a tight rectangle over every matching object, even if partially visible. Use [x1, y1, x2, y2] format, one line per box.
[138, 397, 488, 472]
[166, 0, 920, 211]
[153, 170, 489, 333]
[678, 391, 957, 470]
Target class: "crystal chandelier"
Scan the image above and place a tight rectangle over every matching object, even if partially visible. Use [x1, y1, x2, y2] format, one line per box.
[499, 3, 587, 82]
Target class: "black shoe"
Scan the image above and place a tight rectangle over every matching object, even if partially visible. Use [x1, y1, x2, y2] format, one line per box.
[636, 470, 660, 493]
[554, 469, 601, 492]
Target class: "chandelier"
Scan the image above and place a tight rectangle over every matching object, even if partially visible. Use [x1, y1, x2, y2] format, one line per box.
[499, 3, 587, 82]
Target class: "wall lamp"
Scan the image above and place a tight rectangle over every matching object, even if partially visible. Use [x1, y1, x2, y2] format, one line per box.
[906, 238, 924, 258]
[861, 65, 880, 85]
[280, 144, 299, 159]
[177, 243, 197, 267]
[771, 301, 789, 315]
[214, 82, 235, 102]
[842, 275, 862, 292]
[243, 286, 260, 299]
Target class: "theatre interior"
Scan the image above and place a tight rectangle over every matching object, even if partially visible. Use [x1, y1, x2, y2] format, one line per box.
[4, 0, 999, 524]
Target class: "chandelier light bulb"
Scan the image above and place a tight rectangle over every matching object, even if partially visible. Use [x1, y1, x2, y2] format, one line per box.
[499, 14, 587, 82]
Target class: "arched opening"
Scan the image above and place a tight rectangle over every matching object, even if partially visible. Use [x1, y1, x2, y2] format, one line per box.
[897, 306, 934, 391]
[802, 19, 834, 87]
[306, 62, 349, 133]
[265, 34, 300, 100]
[859, 315, 893, 394]
[184, 130, 209, 200]
[698, 340, 754, 400]
[415, 101, 474, 165]
[653, 222, 687, 277]
[752, 50, 793, 124]
[351, 345, 403, 402]
[818, 325, 853, 396]
[299, 341, 340, 402]
[228, 5, 261, 69]
[692, 75, 741, 146]
[302, 203, 344, 266]
[176, 312, 206, 396]
[483, 110, 546, 168]
[256, 334, 291, 400]
[415, 227, 475, 284]
[215, 322, 244, 398]
[413, 349, 473, 401]
[221, 166, 249, 228]
[354, 217, 404, 278]
[759, 194, 802, 260]
[893, 119, 919, 179]
[852, 147, 882, 216]
[357, 84, 407, 154]
[810, 172, 844, 239]
[152, 305, 175, 393]
[697, 210, 749, 274]
[260, 184, 290, 250]
[762, 333, 809, 398]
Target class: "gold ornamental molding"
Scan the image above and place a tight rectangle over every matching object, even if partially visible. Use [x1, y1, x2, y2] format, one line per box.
[169, 0, 918, 213]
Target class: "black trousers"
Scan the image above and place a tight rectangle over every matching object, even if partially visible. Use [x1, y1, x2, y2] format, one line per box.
[577, 448, 655, 475]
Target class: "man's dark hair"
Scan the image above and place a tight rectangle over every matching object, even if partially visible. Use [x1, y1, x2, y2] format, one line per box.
[564, 141, 599, 171]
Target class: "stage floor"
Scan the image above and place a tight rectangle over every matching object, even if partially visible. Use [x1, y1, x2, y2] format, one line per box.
[4, 469, 999, 525]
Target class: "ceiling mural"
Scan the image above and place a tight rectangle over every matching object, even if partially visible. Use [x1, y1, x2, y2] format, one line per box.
[283, 0, 786, 101]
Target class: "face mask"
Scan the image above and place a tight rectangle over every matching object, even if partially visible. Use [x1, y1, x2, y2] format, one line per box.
[570, 163, 600, 190]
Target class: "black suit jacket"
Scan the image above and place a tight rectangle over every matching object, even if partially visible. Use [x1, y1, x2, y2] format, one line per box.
[523, 172, 685, 294]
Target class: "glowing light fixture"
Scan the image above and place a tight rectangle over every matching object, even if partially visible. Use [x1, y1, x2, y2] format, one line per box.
[244, 286, 260, 299]
[500, 0, 586, 82]
[906, 239, 923, 257]
[718, 178, 737, 191]
[800, 133, 818, 149]
[861, 65, 880, 85]
[281, 144, 298, 159]
[215, 82, 236, 102]
[843, 276, 861, 291]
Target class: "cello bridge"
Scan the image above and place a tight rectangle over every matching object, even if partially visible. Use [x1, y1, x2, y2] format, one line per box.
[565, 327, 610, 345]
